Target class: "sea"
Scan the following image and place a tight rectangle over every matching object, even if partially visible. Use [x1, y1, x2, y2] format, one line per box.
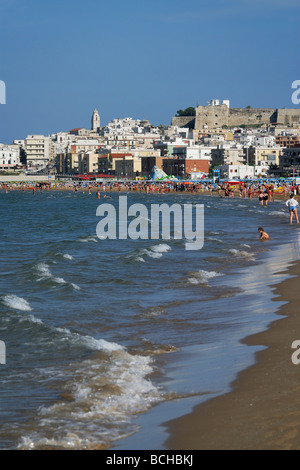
[1, 188, 300, 450]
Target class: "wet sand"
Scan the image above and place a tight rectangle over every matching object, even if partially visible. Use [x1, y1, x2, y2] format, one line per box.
[165, 260, 300, 450]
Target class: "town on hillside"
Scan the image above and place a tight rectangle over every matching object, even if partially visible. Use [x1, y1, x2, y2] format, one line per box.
[1, 100, 300, 182]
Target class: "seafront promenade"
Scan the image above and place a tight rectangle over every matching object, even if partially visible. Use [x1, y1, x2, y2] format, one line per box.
[0, 175, 50, 183]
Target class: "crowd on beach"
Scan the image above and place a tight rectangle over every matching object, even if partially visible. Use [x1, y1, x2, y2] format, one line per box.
[1, 179, 300, 197]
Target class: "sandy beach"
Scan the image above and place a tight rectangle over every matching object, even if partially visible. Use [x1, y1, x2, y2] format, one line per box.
[165, 260, 300, 450]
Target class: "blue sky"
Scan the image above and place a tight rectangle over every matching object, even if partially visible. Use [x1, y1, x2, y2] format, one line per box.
[0, 0, 299, 143]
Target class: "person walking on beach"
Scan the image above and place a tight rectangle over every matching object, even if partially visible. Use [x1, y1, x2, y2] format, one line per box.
[286, 194, 299, 224]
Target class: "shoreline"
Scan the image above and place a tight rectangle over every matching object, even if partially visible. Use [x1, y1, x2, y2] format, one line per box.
[164, 258, 300, 450]
[0, 184, 294, 201]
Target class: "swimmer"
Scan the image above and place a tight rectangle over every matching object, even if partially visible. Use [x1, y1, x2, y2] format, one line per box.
[258, 227, 269, 240]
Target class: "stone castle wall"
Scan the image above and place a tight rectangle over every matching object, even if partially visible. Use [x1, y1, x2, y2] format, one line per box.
[276, 109, 300, 126]
[228, 108, 276, 127]
[171, 116, 196, 129]
[174, 106, 300, 129]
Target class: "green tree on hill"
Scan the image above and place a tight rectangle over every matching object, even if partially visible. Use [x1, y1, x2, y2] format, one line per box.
[176, 107, 196, 117]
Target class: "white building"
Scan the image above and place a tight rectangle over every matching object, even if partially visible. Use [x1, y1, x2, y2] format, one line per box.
[218, 162, 269, 179]
[0, 144, 20, 169]
[25, 135, 54, 170]
[255, 135, 275, 147]
[219, 164, 254, 179]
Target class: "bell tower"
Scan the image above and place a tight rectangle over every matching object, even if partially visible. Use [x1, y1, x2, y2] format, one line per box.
[91, 108, 100, 131]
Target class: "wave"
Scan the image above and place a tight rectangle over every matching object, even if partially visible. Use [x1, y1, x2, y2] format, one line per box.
[140, 306, 168, 318]
[206, 237, 223, 243]
[134, 256, 146, 263]
[145, 250, 163, 259]
[144, 243, 171, 259]
[34, 263, 80, 291]
[71, 283, 81, 291]
[187, 270, 223, 285]
[19, 314, 44, 325]
[150, 243, 171, 253]
[54, 329, 125, 353]
[62, 253, 74, 260]
[268, 210, 286, 217]
[17, 337, 162, 450]
[228, 249, 255, 260]
[55, 253, 75, 261]
[78, 236, 98, 243]
[127, 243, 171, 263]
[35, 263, 67, 285]
[2, 294, 32, 312]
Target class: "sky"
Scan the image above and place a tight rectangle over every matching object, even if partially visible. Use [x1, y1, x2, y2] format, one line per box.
[0, 0, 299, 143]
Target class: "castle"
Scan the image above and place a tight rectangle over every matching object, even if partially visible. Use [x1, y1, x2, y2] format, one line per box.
[172, 99, 300, 129]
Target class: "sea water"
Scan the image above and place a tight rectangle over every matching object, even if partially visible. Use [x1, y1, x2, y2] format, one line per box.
[0, 189, 299, 449]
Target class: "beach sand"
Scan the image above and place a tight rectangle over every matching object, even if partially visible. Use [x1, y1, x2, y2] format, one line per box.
[165, 260, 300, 450]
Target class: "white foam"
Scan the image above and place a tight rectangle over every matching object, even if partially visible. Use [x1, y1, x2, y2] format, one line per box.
[35, 263, 74, 287]
[36, 262, 66, 284]
[54, 276, 67, 284]
[135, 256, 145, 263]
[19, 314, 44, 325]
[140, 244, 171, 259]
[146, 250, 163, 259]
[228, 249, 255, 260]
[78, 236, 98, 243]
[55, 328, 125, 353]
[188, 270, 223, 285]
[63, 254, 74, 260]
[150, 243, 171, 253]
[91, 338, 125, 353]
[2, 294, 32, 312]
[17, 343, 162, 450]
[207, 237, 223, 243]
[268, 210, 286, 217]
[71, 283, 81, 291]
[35, 262, 52, 280]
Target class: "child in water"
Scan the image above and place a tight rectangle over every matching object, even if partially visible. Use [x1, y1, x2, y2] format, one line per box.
[258, 227, 269, 240]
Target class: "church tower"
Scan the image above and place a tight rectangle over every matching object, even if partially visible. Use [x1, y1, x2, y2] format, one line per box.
[91, 108, 100, 132]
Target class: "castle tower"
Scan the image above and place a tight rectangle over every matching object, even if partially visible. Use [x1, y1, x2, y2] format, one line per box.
[91, 108, 100, 131]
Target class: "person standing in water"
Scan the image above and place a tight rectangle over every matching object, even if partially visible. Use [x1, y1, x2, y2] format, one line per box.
[286, 194, 299, 224]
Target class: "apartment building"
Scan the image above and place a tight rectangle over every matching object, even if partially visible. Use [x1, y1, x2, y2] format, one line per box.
[279, 147, 300, 173]
[25, 135, 54, 170]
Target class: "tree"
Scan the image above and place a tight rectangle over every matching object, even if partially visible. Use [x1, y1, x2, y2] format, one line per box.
[176, 107, 196, 117]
